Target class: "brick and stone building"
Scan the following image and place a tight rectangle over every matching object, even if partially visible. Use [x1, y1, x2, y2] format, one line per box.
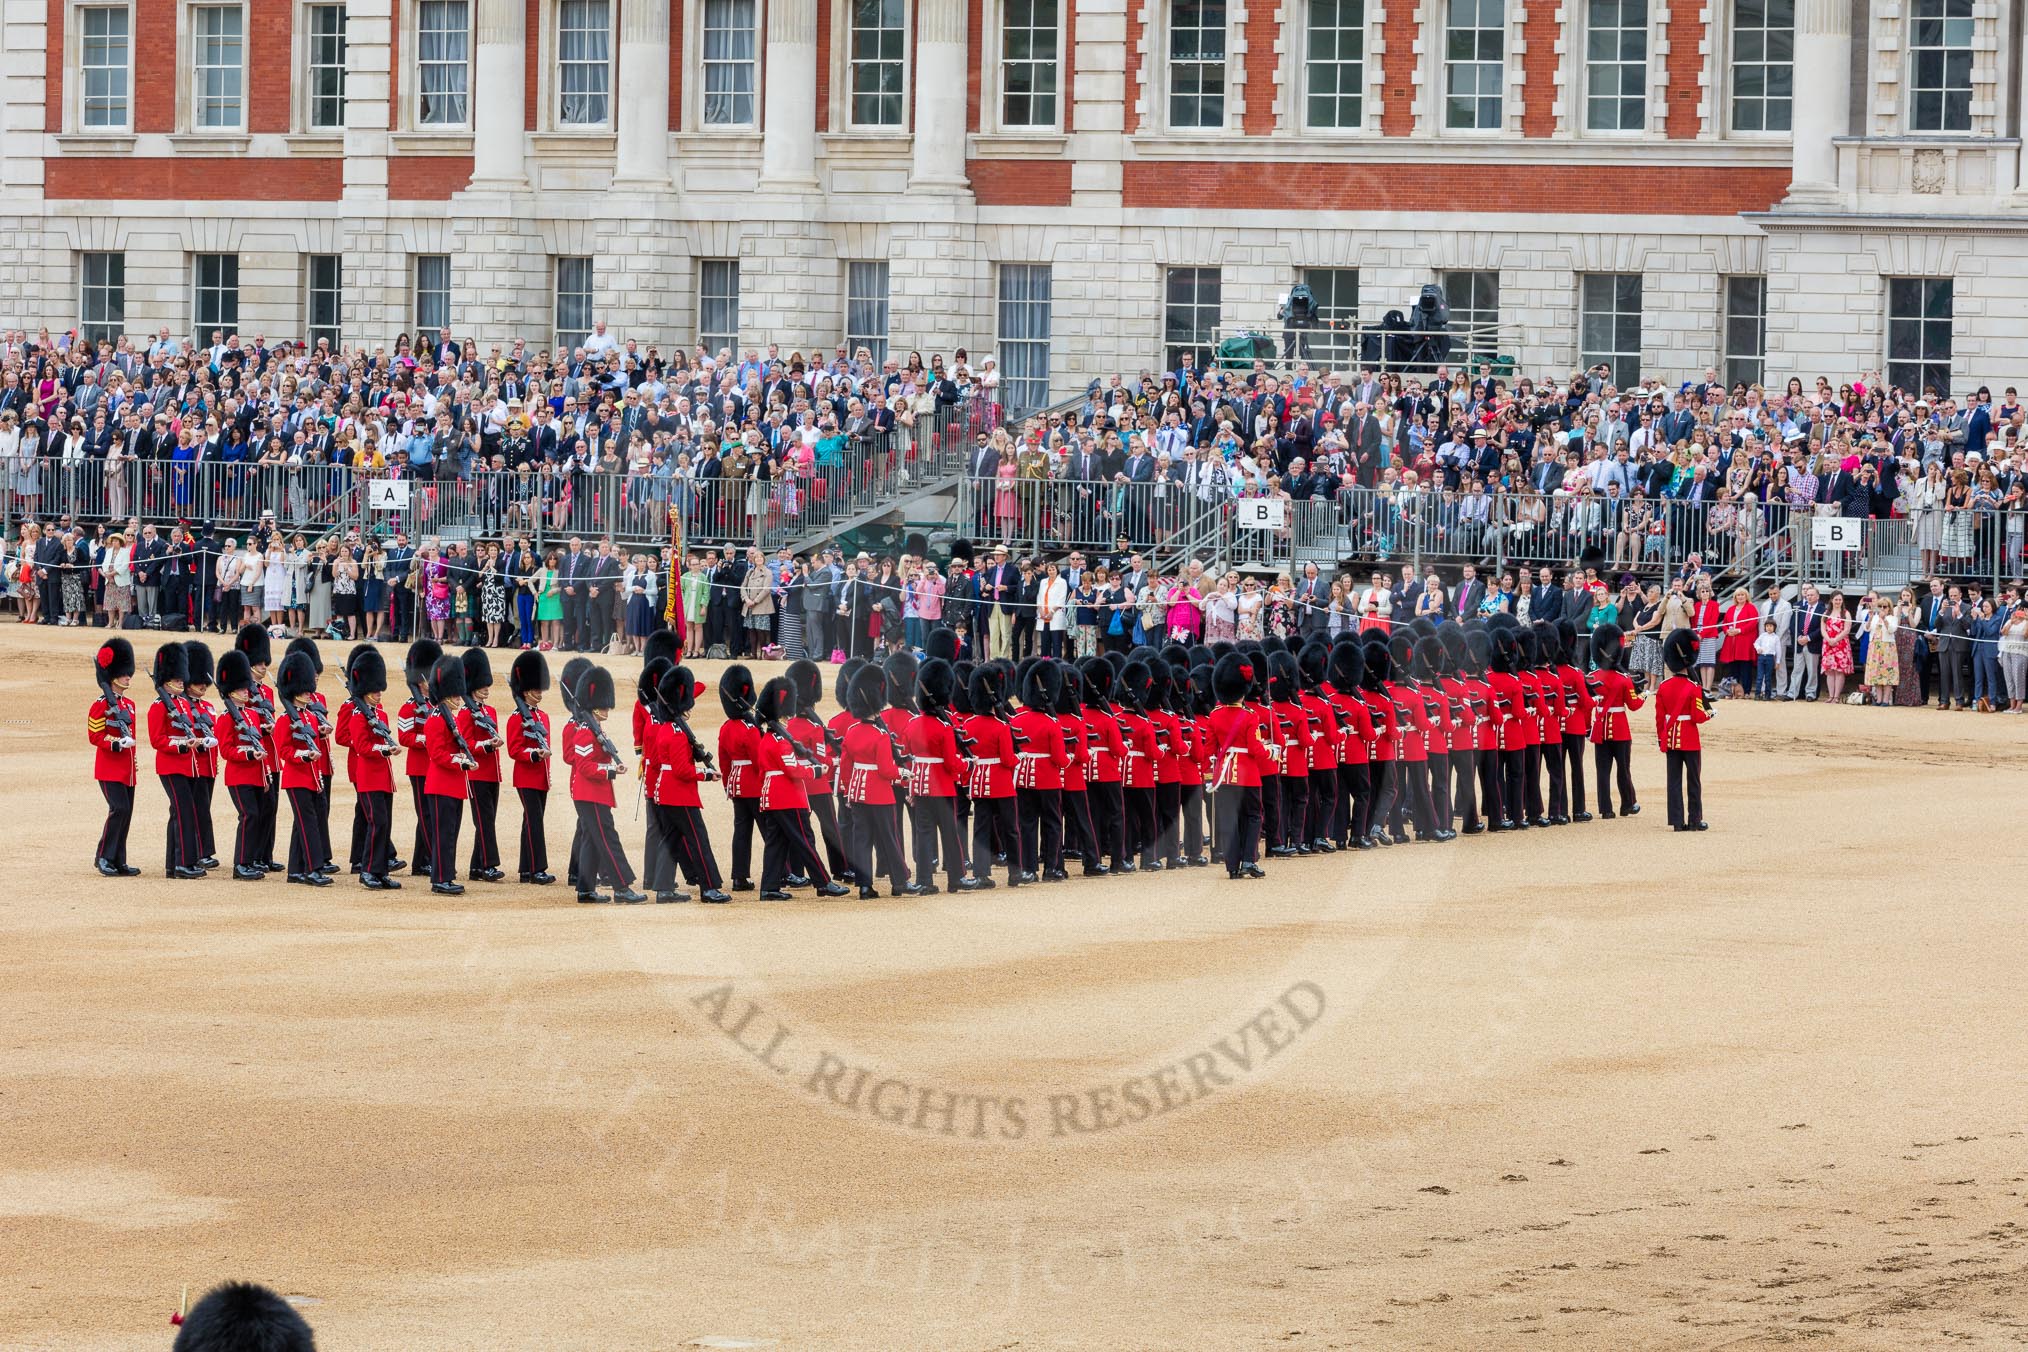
[2, 0, 2026, 407]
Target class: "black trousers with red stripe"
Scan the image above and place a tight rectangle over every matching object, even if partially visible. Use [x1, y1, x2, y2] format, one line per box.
[409, 774, 434, 872]
[970, 796, 1018, 881]
[427, 792, 464, 884]
[1450, 749, 1480, 830]
[1125, 785, 1158, 865]
[1595, 739, 1636, 815]
[1336, 763, 1369, 845]
[1062, 787, 1100, 872]
[664, 804, 722, 890]
[356, 789, 395, 876]
[1304, 771, 1333, 845]
[287, 785, 332, 876]
[1562, 732, 1589, 816]
[193, 776, 217, 859]
[1016, 786, 1063, 874]
[515, 787, 549, 876]
[1090, 780, 1124, 869]
[228, 782, 265, 869]
[467, 780, 501, 872]
[911, 795, 967, 887]
[254, 780, 280, 865]
[759, 807, 829, 891]
[728, 796, 760, 885]
[810, 793, 851, 879]
[574, 799, 635, 889]
[1259, 776, 1283, 852]
[159, 774, 200, 871]
[846, 800, 910, 890]
[97, 780, 134, 870]
[1153, 781, 1181, 864]
[1214, 783, 1263, 873]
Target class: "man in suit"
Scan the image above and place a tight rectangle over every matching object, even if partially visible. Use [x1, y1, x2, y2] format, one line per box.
[802, 548, 838, 658]
[1064, 439, 1104, 548]
[1349, 403, 1385, 487]
[558, 536, 590, 651]
[1787, 584, 1824, 701]
[1294, 562, 1330, 637]
[981, 545, 1016, 659]
[1452, 563, 1487, 621]
[1918, 576, 1949, 704]
[585, 540, 622, 652]
[1528, 567, 1564, 625]
[1932, 582, 1972, 709]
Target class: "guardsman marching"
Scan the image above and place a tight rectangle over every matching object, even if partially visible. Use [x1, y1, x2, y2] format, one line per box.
[1054, 663, 1107, 877]
[787, 659, 852, 884]
[275, 648, 333, 886]
[641, 663, 729, 902]
[88, 636, 140, 876]
[421, 652, 475, 895]
[1555, 620, 1595, 823]
[753, 676, 851, 901]
[398, 639, 444, 878]
[1326, 640, 1377, 849]
[1207, 652, 1276, 880]
[286, 637, 336, 873]
[1116, 660, 1160, 872]
[215, 649, 272, 881]
[964, 665, 1020, 889]
[1077, 658, 1126, 874]
[716, 665, 763, 892]
[339, 646, 403, 889]
[457, 648, 507, 882]
[1655, 628, 1711, 831]
[1011, 662, 1070, 881]
[234, 625, 282, 873]
[1588, 623, 1643, 819]
[904, 658, 979, 894]
[181, 641, 221, 870]
[505, 650, 555, 885]
[147, 642, 207, 879]
[1296, 644, 1339, 855]
[839, 665, 915, 899]
[565, 665, 647, 904]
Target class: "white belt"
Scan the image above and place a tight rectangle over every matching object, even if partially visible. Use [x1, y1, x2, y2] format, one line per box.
[1670, 714, 1696, 721]
[973, 757, 1000, 765]
[730, 759, 753, 768]
[1017, 751, 1048, 759]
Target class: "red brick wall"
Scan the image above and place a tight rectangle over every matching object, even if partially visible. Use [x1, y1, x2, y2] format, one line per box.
[524, 0, 540, 130]
[389, 154, 476, 198]
[815, 0, 831, 131]
[967, 157, 1073, 204]
[249, 0, 294, 133]
[1062, 0, 1076, 132]
[1664, 4, 1703, 137]
[44, 0, 63, 131]
[1121, 161, 1791, 212]
[966, 0, 983, 131]
[1241, 0, 1277, 134]
[136, 0, 176, 132]
[669, 0, 684, 131]
[47, 156, 346, 200]
[1521, 0, 1559, 137]
[1380, 0, 1416, 134]
[1123, 0, 1140, 133]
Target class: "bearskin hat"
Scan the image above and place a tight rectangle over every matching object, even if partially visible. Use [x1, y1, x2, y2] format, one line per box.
[579, 665, 617, 712]
[1387, 630, 1415, 680]
[1590, 622, 1625, 672]
[1102, 649, 1128, 676]
[1296, 642, 1328, 690]
[1117, 659, 1152, 711]
[638, 656, 671, 708]
[1663, 626, 1698, 676]
[1055, 662, 1085, 717]
[1261, 633, 1287, 657]
[1438, 624, 1470, 672]
[406, 638, 444, 687]
[94, 635, 135, 683]
[643, 628, 678, 670]
[152, 641, 188, 688]
[462, 647, 494, 697]
[1022, 659, 1063, 711]
[286, 635, 323, 674]
[950, 661, 977, 715]
[758, 676, 797, 724]
[428, 652, 466, 703]
[510, 650, 549, 698]
[182, 640, 214, 689]
[1556, 619, 1579, 667]
[1188, 643, 1213, 670]
[1515, 624, 1541, 670]
[1531, 620, 1562, 666]
[559, 655, 593, 713]
[348, 646, 388, 697]
[847, 665, 888, 720]
[1331, 628, 1362, 651]
[1266, 650, 1299, 702]
[1328, 639, 1364, 693]
[925, 626, 960, 664]
[967, 664, 1001, 715]
[719, 664, 758, 723]
[1212, 651, 1254, 704]
[1144, 663, 1171, 712]
[1411, 635, 1443, 682]
[657, 664, 703, 718]
[884, 650, 919, 709]
[949, 537, 976, 566]
[1160, 642, 1191, 671]
[1487, 628, 1517, 675]
[917, 657, 957, 713]
[1188, 663, 1214, 717]
[278, 649, 320, 701]
[233, 622, 272, 670]
[1210, 640, 1235, 661]
[1466, 627, 1494, 677]
[171, 1280, 316, 1352]
[1079, 655, 1114, 707]
[1361, 634, 1391, 689]
[217, 648, 255, 698]
[786, 659, 825, 716]
[834, 656, 867, 712]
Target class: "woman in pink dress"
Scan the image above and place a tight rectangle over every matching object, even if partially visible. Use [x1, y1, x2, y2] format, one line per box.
[1821, 591, 1855, 703]
[993, 459, 1020, 541]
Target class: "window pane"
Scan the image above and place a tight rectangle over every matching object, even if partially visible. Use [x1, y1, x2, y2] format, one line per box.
[418, 0, 470, 124]
[194, 5, 245, 129]
[1885, 277, 1953, 396]
[1908, 0, 1972, 131]
[850, 0, 907, 126]
[81, 252, 126, 345]
[1002, 0, 1060, 126]
[1441, 270, 1500, 365]
[81, 7, 131, 129]
[702, 0, 757, 125]
[1163, 266, 1221, 373]
[192, 253, 240, 346]
[1578, 272, 1640, 387]
[1583, 0, 1645, 131]
[1305, 0, 1364, 128]
[558, 0, 611, 125]
[1443, 0, 1503, 128]
[555, 256, 594, 353]
[699, 258, 740, 357]
[415, 254, 451, 345]
[1722, 275, 1764, 388]
[1169, 0, 1227, 128]
[307, 254, 343, 348]
[997, 264, 1053, 414]
[1729, 0, 1791, 131]
[1297, 267, 1359, 370]
[845, 260, 891, 366]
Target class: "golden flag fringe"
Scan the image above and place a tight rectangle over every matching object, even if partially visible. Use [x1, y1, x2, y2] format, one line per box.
[664, 504, 685, 631]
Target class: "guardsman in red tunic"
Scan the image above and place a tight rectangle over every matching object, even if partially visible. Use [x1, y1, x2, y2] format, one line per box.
[1587, 623, 1644, 819]
[1052, 662, 1108, 876]
[1381, 634, 1437, 843]
[1012, 662, 1071, 880]
[1148, 665, 1190, 870]
[904, 658, 979, 894]
[1354, 635, 1398, 848]
[275, 649, 333, 886]
[1411, 636, 1459, 842]
[787, 659, 852, 885]
[634, 654, 675, 895]
[1555, 619, 1596, 822]
[1514, 627, 1552, 827]
[285, 637, 335, 872]
[1206, 653, 1277, 879]
[88, 636, 140, 876]
[1266, 651, 1314, 855]
[235, 624, 283, 874]
[180, 641, 221, 870]
[215, 649, 273, 882]
[1529, 621, 1571, 824]
[1325, 640, 1376, 850]
[839, 665, 915, 898]
[1173, 664, 1210, 868]
[456, 648, 507, 882]
[420, 652, 474, 895]
[1295, 645, 1339, 854]
[825, 659, 869, 887]
[1485, 623, 1531, 830]
[1435, 628, 1481, 835]
[339, 646, 402, 889]
[398, 639, 444, 877]
[505, 650, 555, 884]
[642, 663, 729, 902]
[1116, 660, 1161, 871]
[1655, 627, 1710, 831]
[1078, 657, 1126, 873]
[147, 641, 206, 878]
[716, 665, 763, 891]
[964, 665, 1020, 888]
[753, 677, 852, 901]
[565, 666, 646, 903]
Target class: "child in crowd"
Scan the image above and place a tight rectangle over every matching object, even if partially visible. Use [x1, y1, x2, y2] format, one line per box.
[1753, 619, 1780, 700]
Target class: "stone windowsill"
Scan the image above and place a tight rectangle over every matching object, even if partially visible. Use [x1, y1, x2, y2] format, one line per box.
[529, 131, 618, 157]
[166, 132, 253, 155]
[670, 131, 764, 154]
[967, 132, 1071, 158]
[281, 133, 346, 156]
[389, 131, 477, 156]
[53, 133, 137, 154]
[1127, 134, 1795, 165]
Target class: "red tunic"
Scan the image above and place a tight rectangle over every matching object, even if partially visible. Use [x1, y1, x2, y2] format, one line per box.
[338, 700, 398, 793]
[1328, 690, 1374, 765]
[643, 720, 708, 807]
[563, 718, 621, 806]
[1149, 709, 1185, 785]
[963, 715, 1017, 799]
[1057, 713, 1091, 791]
[1653, 675, 1709, 752]
[1117, 710, 1158, 789]
[786, 715, 836, 795]
[1272, 699, 1311, 778]
[717, 719, 761, 799]
[422, 710, 470, 798]
[456, 704, 503, 784]
[1487, 671, 1530, 750]
[632, 699, 651, 755]
[1357, 689, 1396, 762]
[904, 712, 966, 797]
[1558, 664, 1593, 738]
[505, 706, 552, 791]
[1300, 693, 1339, 771]
[148, 698, 194, 777]
[277, 704, 329, 792]
[1532, 671, 1564, 745]
[1081, 707, 1125, 784]
[1463, 677, 1498, 752]
[1420, 683, 1451, 757]
[88, 694, 137, 785]
[840, 719, 902, 805]
[756, 727, 819, 810]
[1385, 683, 1427, 762]
[308, 694, 334, 781]
[215, 707, 269, 789]
[1011, 708, 1070, 790]
[1204, 704, 1277, 787]
[184, 697, 219, 781]
[398, 698, 432, 780]
[1590, 670, 1644, 744]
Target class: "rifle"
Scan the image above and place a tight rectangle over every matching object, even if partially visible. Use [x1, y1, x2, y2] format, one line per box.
[283, 700, 325, 790]
[224, 694, 270, 780]
[97, 675, 135, 749]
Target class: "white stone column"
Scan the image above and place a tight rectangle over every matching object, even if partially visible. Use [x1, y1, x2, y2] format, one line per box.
[759, 0, 820, 190]
[613, 0, 673, 187]
[469, 0, 528, 189]
[909, 0, 970, 191]
[1783, 0, 1850, 203]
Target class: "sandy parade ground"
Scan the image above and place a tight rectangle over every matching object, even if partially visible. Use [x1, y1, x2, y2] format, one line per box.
[4, 622, 2028, 1351]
